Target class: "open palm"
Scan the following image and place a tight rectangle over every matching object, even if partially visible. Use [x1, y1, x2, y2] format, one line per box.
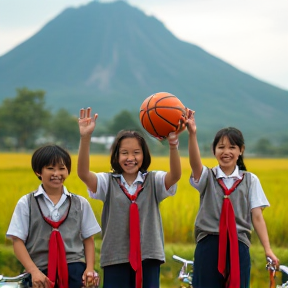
[78, 107, 98, 137]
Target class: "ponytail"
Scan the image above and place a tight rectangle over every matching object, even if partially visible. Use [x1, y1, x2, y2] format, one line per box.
[237, 155, 246, 171]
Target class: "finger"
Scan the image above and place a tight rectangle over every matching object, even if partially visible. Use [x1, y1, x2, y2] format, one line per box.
[86, 107, 91, 118]
[79, 108, 85, 119]
[186, 108, 195, 119]
[94, 113, 98, 121]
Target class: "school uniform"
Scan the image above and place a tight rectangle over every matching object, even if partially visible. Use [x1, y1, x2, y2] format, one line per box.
[89, 170, 177, 288]
[6, 184, 101, 288]
[190, 165, 269, 288]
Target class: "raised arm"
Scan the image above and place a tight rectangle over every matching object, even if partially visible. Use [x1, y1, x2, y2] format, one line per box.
[186, 111, 203, 181]
[77, 107, 98, 192]
[164, 132, 182, 189]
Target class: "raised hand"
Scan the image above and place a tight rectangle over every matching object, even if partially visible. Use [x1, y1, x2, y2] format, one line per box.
[78, 107, 98, 137]
[184, 108, 196, 134]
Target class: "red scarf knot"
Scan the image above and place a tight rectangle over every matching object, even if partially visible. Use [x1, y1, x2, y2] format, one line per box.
[217, 175, 244, 288]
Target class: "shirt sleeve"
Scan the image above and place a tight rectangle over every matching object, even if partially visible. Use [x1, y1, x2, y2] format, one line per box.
[249, 172, 270, 209]
[88, 172, 109, 202]
[6, 195, 30, 241]
[189, 165, 208, 193]
[154, 171, 177, 200]
[79, 196, 101, 239]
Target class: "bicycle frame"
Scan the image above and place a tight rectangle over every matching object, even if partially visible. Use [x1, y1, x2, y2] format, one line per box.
[173, 255, 194, 287]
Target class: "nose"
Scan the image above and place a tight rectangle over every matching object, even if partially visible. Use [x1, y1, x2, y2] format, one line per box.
[127, 153, 136, 160]
[52, 168, 60, 175]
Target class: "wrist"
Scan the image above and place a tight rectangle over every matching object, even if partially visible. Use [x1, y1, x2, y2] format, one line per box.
[169, 139, 179, 150]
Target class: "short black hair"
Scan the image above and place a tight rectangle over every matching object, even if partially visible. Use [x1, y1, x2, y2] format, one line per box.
[110, 130, 151, 174]
[31, 145, 71, 179]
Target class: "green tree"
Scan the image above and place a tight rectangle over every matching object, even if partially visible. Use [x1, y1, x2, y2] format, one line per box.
[0, 88, 50, 149]
[107, 110, 141, 134]
[253, 138, 275, 156]
[49, 108, 80, 149]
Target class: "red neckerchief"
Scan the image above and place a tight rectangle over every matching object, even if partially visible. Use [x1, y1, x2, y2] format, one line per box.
[116, 177, 145, 288]
[35, 195, 71, 288]
[217, 175, 244, 288]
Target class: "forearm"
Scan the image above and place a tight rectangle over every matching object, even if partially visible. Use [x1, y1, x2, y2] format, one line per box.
[188, 132, 202, 180]
[77, 135, 92, 180]
[13, 238, 39, 274]
[83, 236, 95, 271]
[252, 209, 272, 252]
[164, 142, 181, 190]
[169, 146, 181, 182]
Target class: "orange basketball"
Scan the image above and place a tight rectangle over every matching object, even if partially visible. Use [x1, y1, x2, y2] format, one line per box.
[139, 92, 186, 140]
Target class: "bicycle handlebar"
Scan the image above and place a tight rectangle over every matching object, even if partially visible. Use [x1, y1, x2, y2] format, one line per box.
[0, 272, 30, 282]
[173, 255, 194, 265]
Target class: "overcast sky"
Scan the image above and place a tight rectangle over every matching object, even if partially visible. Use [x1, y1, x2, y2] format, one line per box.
[0, 0, 287, 90]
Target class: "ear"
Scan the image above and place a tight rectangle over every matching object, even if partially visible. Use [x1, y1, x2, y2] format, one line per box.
[35, 172, 42, 180]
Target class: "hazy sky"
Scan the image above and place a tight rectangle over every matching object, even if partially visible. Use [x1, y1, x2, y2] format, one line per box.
[0, 0, 287, 90]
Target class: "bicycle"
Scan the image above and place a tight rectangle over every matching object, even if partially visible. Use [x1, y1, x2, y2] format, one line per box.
[0, 272, 100, 288]
[172, 255, 194, 288]
[172, 255, 288, 288]
[0, 272, 30, 288]
[266, 257, 288, 288]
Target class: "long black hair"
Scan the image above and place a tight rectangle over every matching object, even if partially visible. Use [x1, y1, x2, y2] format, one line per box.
[212, 127, 247, 171]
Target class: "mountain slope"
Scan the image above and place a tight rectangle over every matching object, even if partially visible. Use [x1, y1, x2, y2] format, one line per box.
[0, 0, 287, 143]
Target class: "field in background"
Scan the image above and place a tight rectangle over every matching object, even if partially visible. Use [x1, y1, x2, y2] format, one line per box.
[0, 153, 288, 286]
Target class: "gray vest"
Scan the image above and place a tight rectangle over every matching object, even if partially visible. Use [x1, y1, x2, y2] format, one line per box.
[195, 169, 252, 247]
[100, 172, 165, 267]
[26, 193, 85, 270]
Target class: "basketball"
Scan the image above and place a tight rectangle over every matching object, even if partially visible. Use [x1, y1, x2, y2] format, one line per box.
[139, 92, 186, 140]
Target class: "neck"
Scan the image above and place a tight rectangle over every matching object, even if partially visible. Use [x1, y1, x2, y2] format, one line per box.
[123, 174, 138, 186]
[42, 184, 63, 196]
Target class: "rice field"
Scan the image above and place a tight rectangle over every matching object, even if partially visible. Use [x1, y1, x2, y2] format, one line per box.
[1, 153, 288, 246]
[0, 153, 288, 287]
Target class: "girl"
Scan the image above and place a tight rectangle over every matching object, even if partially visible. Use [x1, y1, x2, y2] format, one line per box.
[186, 112, 279, 288]
[77, 107, 182, 288]
[6, 144, 101, 288]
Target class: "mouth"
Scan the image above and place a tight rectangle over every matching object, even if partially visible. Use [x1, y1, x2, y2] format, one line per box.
[221, 156, 232, 162]
[50, 177, 62, 181]
[124, 161, 137, 166]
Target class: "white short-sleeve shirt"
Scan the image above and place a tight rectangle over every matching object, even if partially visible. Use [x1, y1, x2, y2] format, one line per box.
[189, 165, 270, 210]
[6, 184, 101, 241]
[88, 171, 176, 201]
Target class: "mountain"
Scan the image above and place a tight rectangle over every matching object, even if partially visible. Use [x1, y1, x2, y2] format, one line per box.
[0, 0, 287, 145]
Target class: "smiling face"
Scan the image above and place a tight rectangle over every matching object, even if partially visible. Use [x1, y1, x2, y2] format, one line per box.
[118, 137, 143, 181]
[36, 161, 69, 193]
[214, 136, 243, 176]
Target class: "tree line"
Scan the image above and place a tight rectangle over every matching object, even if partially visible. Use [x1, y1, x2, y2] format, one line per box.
[0, 88, 287, 156]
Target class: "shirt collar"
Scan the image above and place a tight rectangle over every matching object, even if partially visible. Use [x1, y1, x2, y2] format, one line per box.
[112, 171, 146, 185]
[214, 165, 242, 179]
[34, 184, 71, 197]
